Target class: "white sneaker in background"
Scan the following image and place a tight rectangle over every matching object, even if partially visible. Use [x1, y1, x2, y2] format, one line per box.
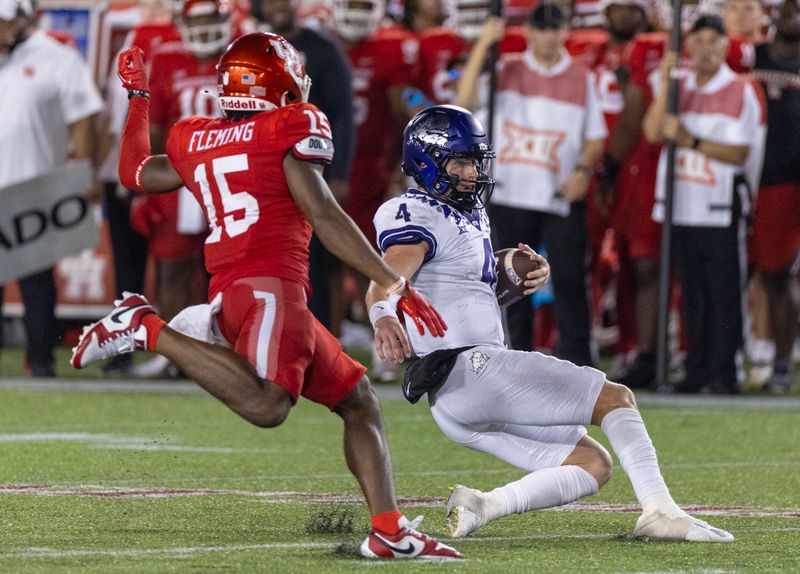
[129, 355, 172, 379]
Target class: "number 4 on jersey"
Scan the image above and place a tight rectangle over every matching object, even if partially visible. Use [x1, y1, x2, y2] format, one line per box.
[395, 203, 411, 222]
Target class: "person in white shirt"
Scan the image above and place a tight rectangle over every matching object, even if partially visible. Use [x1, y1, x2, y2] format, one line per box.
[367, 104, 733, 543]
[644, 15, 763, 394]
[457, 2, 606, 366]
[0, 0, 103, 376]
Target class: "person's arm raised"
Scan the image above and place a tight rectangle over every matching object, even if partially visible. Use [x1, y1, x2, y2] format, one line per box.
[117, 46, 183, 195]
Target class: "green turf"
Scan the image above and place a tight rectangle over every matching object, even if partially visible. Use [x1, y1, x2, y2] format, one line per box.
[1, 375, 799, 573]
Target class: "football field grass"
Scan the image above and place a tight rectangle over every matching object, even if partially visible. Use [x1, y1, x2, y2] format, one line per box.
[1, 370, 799, 572]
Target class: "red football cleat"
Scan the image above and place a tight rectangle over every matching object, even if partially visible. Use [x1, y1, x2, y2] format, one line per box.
[71, 292, 157, 369]
[360, 516, 461, 560]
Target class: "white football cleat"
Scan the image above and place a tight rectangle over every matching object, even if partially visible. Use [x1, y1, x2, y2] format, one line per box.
[71, 292, 157, 369]
[360, 515, 461, 560]
[446, 484, 490, 538]
[634, 507, 734, 542]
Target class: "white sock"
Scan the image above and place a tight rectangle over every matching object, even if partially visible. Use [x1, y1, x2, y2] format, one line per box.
[488, 465, 599, 518]
[601, 407, 675, 512]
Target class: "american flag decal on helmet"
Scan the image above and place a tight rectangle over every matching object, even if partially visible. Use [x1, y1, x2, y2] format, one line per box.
[241, 73, 256, 85]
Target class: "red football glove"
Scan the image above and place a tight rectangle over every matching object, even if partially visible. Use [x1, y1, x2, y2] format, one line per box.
[397, 283, 448, 338]
[117, 46, 149, 93]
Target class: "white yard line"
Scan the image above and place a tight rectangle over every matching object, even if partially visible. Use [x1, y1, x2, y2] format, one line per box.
[5, 526, 800, 561]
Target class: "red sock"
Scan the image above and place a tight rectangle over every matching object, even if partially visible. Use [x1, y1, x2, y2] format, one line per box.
[142, 313, 166, 352]
[371, 510, 402, 534]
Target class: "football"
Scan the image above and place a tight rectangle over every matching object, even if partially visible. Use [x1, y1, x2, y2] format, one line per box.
[494, 248, 537, 307]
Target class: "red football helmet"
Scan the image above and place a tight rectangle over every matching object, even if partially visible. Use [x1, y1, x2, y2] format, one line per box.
[176, 0, 233, 58]
[217, 32, 312, 113]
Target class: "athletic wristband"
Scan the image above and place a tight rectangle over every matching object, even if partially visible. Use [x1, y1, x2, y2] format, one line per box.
[369, 300, 397, 328]
[127, 89, 150, 100]
[385, 276, 407, 298]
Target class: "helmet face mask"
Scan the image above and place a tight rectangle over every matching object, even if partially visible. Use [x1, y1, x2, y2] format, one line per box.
[178, 0, 233, 59]
[402, 105, 495, 212]
[452, 0, 490, 41]
[217, 32, 311, 114]
[332, 0, 385, 42]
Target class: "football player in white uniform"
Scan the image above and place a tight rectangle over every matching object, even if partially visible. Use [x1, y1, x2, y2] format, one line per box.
[367, 105, 734, 543]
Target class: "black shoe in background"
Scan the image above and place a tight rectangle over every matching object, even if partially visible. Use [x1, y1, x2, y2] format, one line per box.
[30, 363, 55, 378]
[102, 354, 133, 375]
[618, 353, 656, 389]
[672, 377, 702, 394]
[699, 380, 740, 395]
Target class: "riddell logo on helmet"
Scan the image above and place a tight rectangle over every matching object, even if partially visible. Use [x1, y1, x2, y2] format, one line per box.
[218, 97, 269, 110]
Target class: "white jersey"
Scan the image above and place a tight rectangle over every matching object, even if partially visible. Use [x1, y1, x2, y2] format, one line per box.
[0, 30, 103, 188]
[650, 64, 765, 227]
[373, 189, 505, 356]
[477, 51, 607, 216]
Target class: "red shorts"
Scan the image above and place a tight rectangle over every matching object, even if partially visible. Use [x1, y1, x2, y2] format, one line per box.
[215, 276, 367, 409]
[751, 183, 800, 272]
[613, 158, 661, 260]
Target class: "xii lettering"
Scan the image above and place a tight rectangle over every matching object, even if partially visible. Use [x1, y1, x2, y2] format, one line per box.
[498, 121, 566, 173]
[676, 149, 717, 187]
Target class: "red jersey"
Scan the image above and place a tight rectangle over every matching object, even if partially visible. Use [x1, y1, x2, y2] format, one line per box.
[414, 27, 467, 104]
[566, 29, 628, 135]
[165, 103, 335, 299]
[347, 26, 418, 161]
[129, 22, 182, 64]
[149, 49, 222, 132]
[499, 26, 527, 54]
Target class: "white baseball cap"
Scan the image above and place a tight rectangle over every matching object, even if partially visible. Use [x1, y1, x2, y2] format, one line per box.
[0, 0, 34, 21]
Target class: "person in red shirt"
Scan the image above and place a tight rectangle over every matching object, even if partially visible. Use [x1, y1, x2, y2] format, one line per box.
[72, 32, 460, 560]
[331, 0, 419, 242]
[566, 0, 649, 374]
[414, 25, 467, 104]
[331, 0, 420, 380]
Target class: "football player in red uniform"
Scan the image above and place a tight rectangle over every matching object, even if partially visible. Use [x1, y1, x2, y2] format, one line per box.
[72, 32, 459, 560]
[332, 0, 419, 242]
[414, 24, 467, 104]
[566, 0, 649, 373]
[331, 0, 420, 380]
[412, 0, 529, 108]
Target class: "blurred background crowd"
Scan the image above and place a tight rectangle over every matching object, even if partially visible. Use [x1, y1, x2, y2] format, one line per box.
[1, 0, 799, 396]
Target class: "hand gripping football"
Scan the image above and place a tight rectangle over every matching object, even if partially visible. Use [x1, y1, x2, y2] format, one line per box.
[494, 248, 538, 308]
